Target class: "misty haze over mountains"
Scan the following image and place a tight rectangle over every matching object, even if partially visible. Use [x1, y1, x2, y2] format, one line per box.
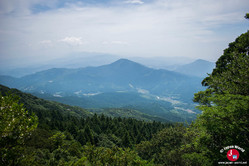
[0, 58, 214, 122]
[0, 53, 214, 78]
[0, 0, 248, 164]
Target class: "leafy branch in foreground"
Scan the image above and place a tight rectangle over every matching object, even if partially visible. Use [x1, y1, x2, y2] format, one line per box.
[190, 24, 249, 164]
[0, 93, 38, 165]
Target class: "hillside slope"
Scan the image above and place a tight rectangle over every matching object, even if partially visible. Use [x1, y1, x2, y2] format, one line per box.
[0, 84, 170, 122]
[0, 59, 203, 101]
[0, 59, 203, 122]
[174, 59, 215, 77]
[0, 84, 92, 118]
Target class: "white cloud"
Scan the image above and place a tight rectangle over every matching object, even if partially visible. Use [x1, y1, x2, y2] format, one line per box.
[59, 37, 85, 46]
[124, 0, 144, 5]
[0, 0, 249, 68]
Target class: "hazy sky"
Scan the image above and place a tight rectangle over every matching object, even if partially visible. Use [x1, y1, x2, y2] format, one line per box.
[0, 0, 248, 68]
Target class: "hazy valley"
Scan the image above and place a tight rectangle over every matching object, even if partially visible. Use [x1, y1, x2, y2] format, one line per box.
[0, 58, 214, 123]
[0, 0, 248, 164]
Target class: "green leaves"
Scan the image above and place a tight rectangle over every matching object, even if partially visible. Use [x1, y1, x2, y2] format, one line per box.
[191, 28, 249, 164]
[136, 124, 187, 165]
[191, 94, 249, 163]
[82, 144, 153, 166]
[0, 93, 38, 165]
[199, 31, 249, 97]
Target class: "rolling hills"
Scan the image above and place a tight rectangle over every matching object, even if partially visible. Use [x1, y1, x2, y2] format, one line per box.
[0, 84, 170, 122]
[0, 59, 205, 122]
[0, 59, 203, 99]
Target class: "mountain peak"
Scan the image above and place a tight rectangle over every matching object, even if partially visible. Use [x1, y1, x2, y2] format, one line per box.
[174, 59, 215, 77]
[112, 58, 135, 64]
[99, 58, 151, 75]
[193, 59, 213, 64]
[109, 58, 145, 68]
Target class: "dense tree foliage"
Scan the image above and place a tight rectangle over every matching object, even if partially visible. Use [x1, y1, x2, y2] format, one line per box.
[23, 130, 153, 165]
[192, 94, 249, 163]
[135, 20, 249, 165]
[0, 16, 248, 165]
[191, 29, 249, 164]
[0, 94, 38, 165]
[196, 30, 249, 98]
[136, 124, 187, 165]
[0, 85, 171, 165]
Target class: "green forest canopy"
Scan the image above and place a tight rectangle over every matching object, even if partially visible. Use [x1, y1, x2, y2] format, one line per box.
[0, 14, 248, 166]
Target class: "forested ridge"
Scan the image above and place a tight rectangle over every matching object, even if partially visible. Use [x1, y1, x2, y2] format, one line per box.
[0, 84, 172, 165]
[1, 16, 249, 166]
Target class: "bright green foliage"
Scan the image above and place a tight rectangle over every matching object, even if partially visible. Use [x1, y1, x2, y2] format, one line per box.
[135, 123, 213, 166]
[97, 133, 121, 148]
[0, 85, 170, 149]
[0, 84, 92, 119]
[1, 26, 249, 165]
[81, 143, 153, 166]
[191, 27, 249, 164]
[20, 130, 153, 165]
[136, 124, 187, 165]
[192, 94, 249, 163]
[23, 130, 85, 165]
[154, 28, 249, 165]
[0, 93, 38, 165]
[179, 126, 211, 166]
[0, 85, 173, 165]
[49, 131, 66, 150]
[197, 30, 249, 98]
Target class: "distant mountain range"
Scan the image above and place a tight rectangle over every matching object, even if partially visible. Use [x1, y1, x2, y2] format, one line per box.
[0, 59, 204, 99]
[0, 52, 214, 78]
[0, 58, 210, 122]
[0, 52, 120, 77]
[174, 59, 215, 77]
